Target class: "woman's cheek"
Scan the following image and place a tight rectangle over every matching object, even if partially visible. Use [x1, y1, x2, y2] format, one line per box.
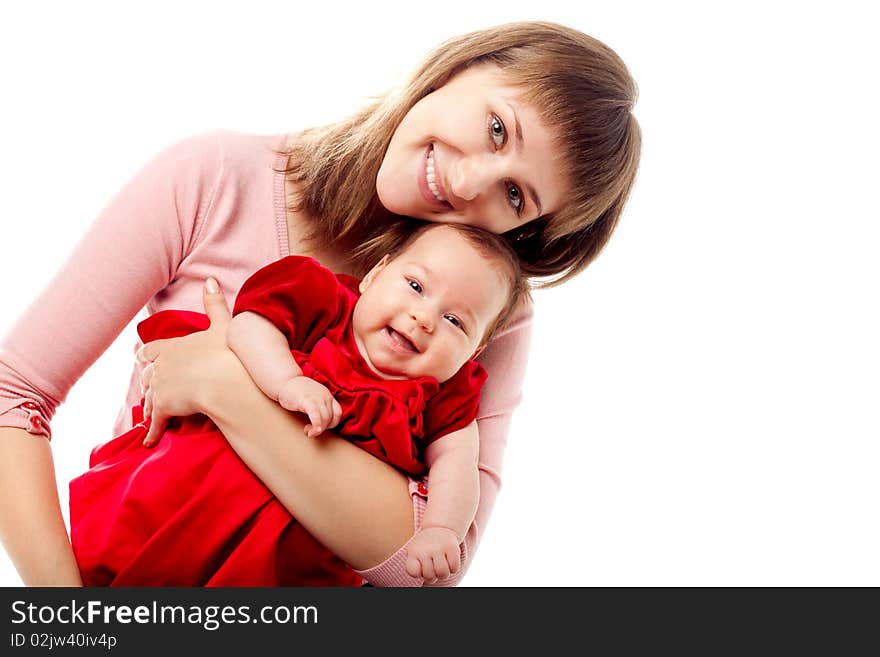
[376, 167, 420, 218]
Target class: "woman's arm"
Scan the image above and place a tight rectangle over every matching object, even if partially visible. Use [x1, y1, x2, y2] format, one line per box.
[140, 287, 415, 569]
[0, 428, 82, 585]
[211, 360, 416, 569]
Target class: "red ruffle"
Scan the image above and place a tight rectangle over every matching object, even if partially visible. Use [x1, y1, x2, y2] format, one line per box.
[298, 337, 441, 475]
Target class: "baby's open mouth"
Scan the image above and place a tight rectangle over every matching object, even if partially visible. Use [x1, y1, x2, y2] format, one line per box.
[385, 326, 419, 353]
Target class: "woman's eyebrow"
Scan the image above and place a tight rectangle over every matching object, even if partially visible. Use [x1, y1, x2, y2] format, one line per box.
[505, 101, 543, 217]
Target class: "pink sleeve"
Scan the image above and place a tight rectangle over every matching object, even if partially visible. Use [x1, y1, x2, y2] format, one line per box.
[0, 133, 223, 438]
[355, 300, 533, 586]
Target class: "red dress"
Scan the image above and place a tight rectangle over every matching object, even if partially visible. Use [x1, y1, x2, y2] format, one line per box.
[69, 257, 485, 586]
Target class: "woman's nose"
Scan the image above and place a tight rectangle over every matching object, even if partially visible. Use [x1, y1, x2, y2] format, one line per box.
[448, 154, 501, 202]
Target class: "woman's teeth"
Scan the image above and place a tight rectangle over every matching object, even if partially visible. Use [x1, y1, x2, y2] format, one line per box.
[426, 147, 447, 203]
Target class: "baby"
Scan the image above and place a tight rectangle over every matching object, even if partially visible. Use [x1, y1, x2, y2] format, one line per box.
[227, 222, 523, 579]
[70, 222, 525, 585]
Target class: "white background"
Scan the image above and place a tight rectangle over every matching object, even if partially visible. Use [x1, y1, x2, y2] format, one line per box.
[1, 1, 878, 586]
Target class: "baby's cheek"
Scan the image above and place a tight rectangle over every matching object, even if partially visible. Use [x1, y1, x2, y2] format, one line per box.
[433, 348, 466, 383]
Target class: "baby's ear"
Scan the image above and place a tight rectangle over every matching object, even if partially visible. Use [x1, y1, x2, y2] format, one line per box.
[359, 255, 390, 293]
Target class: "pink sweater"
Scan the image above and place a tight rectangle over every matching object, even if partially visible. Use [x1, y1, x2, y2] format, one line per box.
[0, 131, 532, 587]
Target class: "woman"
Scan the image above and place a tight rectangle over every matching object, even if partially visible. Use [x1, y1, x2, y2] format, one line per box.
[0, 21, 640, 586]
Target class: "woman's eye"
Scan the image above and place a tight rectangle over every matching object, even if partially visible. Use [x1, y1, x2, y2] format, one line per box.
[407, 279, 423, 294]
[488, 114, 506, 148]
[506, 183, 524, 214]
[444, 314, 464, 330]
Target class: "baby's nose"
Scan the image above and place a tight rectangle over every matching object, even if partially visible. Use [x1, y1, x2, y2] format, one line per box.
[411, 308, 434, 332]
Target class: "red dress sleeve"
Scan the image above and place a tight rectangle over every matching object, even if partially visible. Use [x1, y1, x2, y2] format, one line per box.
[232, 256, 347, 351]
[421, 360, 487, 442]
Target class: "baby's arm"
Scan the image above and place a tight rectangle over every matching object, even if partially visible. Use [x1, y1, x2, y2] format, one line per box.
[405, 421, 480, 580]
[227, 311, 341, 437]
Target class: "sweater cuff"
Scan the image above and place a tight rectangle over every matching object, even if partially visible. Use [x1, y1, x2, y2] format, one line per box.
[354, 478, 428, 587]
[354, 477, 470, 587]
[0, 394, 52, 439]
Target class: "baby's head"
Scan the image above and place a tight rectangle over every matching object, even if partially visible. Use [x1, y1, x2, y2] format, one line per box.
[352, 223, 525, 383]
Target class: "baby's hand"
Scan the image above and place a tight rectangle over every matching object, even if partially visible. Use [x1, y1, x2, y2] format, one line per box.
[404, 526, 463, 582]
[278, 376, 342, 438]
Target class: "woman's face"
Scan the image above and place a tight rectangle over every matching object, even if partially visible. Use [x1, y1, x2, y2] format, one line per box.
[377, 63, 567, 234]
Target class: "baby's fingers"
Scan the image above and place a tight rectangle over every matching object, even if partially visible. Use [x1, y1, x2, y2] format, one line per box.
[302, 393, 340, 437]
[405, 555, 423, 579]
[446, 545, 462, 575]
[302, 399, 330, 437]
[419, 556, 438, 581]
[430, 553, 451, 580]
[329, 399, 343, 429]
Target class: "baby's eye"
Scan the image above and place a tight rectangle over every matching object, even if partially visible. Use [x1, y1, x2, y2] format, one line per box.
[444, 314, 464, 330]
[407, 279, 423, 294]
[488, 114, 506, 148]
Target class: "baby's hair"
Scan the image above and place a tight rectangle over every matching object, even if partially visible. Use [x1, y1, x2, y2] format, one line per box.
[386, 222, 528, 346]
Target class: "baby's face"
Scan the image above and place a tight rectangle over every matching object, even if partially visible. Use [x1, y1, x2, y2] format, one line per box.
[352, 226, 509, 383]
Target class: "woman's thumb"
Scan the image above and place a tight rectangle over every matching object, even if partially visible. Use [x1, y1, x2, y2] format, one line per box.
[203, 277, 231, 327]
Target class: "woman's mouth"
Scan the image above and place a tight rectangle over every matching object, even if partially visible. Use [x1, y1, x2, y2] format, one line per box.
[385, 326, 419, 353]
[419, 145, 452, 209]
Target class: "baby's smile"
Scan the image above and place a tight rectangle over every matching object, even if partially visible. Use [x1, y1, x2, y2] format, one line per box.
[384, 326, 421, 354]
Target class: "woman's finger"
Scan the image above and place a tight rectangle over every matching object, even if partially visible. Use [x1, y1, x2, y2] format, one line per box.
[138, 362, 155, 394]
[136, 338, 171, 364]
[143, 387, 153, 421]
[143, 408, 168, 447]
[202, 277, 231, 331]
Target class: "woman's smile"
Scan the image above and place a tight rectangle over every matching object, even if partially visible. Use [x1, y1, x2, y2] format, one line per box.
[418, 145, 452, 209]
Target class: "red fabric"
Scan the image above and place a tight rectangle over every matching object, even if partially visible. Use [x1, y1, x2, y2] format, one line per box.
[233, 256, 486, 473]
[69, 256, 484, 586]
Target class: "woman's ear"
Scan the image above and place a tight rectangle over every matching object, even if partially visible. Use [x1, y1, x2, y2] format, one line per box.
[359, 255, 391, 293]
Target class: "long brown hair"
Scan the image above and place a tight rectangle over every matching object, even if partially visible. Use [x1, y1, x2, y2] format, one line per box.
[281, 21, 640, 287]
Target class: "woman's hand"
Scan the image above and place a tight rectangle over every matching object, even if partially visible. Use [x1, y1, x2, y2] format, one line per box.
[139, 278, 233, 446]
